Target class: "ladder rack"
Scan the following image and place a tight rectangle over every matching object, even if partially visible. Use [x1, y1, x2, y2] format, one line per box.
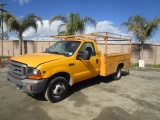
[50, 32, 132, 55]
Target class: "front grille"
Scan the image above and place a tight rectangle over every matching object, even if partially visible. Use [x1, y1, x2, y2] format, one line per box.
[9, 60, 27, 79]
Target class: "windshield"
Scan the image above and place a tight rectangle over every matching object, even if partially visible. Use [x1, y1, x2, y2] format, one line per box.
[45, 41, 81, 56]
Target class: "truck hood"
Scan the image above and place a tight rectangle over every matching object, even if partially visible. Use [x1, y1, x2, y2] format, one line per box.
[11, 53, 65, 67]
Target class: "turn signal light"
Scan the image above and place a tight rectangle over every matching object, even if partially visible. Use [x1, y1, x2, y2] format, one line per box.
[28, 85, 32, 91]
[28, 70, 42, 80]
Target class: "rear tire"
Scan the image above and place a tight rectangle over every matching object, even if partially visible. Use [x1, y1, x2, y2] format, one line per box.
[112, 67, 122, 80]
[44, 76, 69, 103]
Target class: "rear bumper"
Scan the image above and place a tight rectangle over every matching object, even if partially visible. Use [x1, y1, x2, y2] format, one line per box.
[7, 73, 48, 94]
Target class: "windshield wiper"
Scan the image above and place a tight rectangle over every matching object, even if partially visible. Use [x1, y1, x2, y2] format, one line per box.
[51, 51, 63, 55]
[44, 48, 49, 53]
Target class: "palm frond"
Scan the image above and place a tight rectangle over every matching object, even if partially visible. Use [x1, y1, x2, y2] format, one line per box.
[77, 20, 85, 34]
[128, 14, 146, 26]
[21, 17, 37, 33]
[58, 31, 67, 35]
[67, 12, 77, 34]
[5, 14, 20, 32]
[49, 15, 67, 25]
[145, 17, 160, 38]
[27, 13, 43, 25]
[83, 17, 97, 27]
[57, 23, 66, 34]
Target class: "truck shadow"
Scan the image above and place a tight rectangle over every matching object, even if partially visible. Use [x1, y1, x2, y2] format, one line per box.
[30, 71, 129, 101]
[28, 93, 47, 101]
[67, 71, 129, 98]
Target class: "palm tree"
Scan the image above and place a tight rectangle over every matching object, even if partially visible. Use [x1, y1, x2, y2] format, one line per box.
[120, 14, 160, 60]
[49, 12, 96, 35]
[3, 13, 43, 55]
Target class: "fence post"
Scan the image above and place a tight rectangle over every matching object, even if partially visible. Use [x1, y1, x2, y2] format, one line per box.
[0, 57, 2, 67]
[154, 45, 157, 65]
[7, 50, 10, 65]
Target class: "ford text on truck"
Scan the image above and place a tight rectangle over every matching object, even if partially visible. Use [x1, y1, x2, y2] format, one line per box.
[7, 32, 132, 102]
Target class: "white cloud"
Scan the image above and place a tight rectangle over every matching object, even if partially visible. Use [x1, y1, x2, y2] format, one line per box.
[85, 20, 120, 34]
[0, 23, 7, 33]
[9, 36, 19, 40]
[3, 24, 7, 33]
[23, 20, 64, 40]
[14, 0, 31, 6]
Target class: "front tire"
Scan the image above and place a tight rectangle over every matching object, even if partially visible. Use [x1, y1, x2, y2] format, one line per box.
[44, 76, 69, 103]
[112, 67, 122, 80]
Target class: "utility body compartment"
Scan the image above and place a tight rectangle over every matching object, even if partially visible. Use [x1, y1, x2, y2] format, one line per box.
[100, 53, 130, 76]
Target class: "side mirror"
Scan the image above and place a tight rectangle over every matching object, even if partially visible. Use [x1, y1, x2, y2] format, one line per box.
[44, 48, 49, 52]
[83, 51, 90, 60]
[77, 51, 90, 60]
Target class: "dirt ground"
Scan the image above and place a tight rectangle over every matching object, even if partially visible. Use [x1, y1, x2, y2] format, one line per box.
[0, 66, 160, 120]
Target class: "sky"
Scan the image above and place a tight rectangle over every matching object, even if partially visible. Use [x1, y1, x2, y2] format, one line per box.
[1, 0, 160, 43]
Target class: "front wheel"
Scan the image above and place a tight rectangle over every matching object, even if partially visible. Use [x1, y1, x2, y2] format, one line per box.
[112, 67, 122, 80]
[44, 76, 69, 103]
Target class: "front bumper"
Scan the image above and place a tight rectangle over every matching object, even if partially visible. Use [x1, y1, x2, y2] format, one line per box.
[7, 73, 48, 94]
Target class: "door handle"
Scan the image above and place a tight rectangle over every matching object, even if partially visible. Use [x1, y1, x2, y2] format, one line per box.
[69, 63, 75, 66]
[96, 59, 98, 64]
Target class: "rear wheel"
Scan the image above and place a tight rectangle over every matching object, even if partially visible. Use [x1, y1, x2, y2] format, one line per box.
[112, 67, 122, 80]
[44, 76, 69, 103]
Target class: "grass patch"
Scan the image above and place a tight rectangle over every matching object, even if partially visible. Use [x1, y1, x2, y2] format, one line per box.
[130, 63, 139, 69]
[0, 56, 8, 59]
[0, 56, 9, 66]
[131, 63, 160, 69]
[145, 64, 160, 68]
[154, 64, 160, 68]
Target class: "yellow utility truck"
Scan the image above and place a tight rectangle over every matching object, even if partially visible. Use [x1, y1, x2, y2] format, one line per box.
[7, 32, 132, 102]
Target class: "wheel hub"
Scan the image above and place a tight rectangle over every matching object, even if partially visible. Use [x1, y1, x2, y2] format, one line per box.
[116, 68, 121, 79]
[53, 84, 64, 95]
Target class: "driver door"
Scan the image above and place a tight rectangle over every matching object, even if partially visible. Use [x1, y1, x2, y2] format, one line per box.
[73, 42, 100, 83]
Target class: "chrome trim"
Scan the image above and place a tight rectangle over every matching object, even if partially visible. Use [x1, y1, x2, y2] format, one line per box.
[9, 60, 28, 79]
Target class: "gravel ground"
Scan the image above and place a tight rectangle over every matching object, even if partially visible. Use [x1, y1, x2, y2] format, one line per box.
[0, 66, 160, 120]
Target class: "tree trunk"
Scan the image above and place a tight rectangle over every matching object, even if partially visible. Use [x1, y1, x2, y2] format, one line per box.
[24, 41, 27, 54]
[140, 43, 144, 60]
[19, 35, 23, 55]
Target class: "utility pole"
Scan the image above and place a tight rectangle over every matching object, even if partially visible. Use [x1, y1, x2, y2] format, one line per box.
[0, 3, 7, 40]
[0, 3, 7, 56]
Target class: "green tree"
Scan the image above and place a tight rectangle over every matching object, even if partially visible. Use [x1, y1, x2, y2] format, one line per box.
[120, 15, 160, 60]
[49, 12, 96, 35]
[3, 13, 43, 55]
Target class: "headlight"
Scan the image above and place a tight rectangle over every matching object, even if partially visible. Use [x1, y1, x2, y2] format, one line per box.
[27, 68, 42, 80]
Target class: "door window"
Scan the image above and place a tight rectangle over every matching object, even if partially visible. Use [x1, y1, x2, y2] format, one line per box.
[78, 42, 95, 56]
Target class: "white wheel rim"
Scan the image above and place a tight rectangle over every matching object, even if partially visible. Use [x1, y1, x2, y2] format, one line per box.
[53, 84, 64, 96]
[117, 69, 121, 78]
